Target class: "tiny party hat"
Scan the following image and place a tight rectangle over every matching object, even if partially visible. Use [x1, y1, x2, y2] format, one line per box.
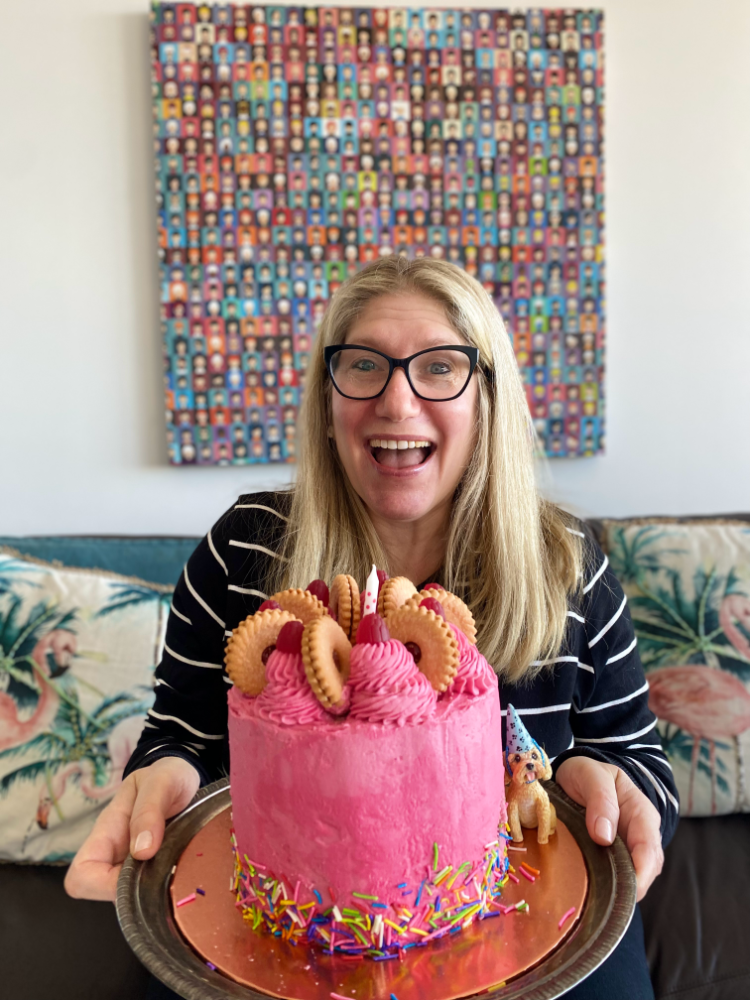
[505, 704, 536, 755]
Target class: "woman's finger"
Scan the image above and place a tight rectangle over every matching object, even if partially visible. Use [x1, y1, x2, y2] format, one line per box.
[555, 756, 621, 845]
[64, 777, 137, 902]
[630, 835, 664, 901]
[614, 774, 664, 900]
[129, 756, 201, 860]
[582, 775, 620, 846]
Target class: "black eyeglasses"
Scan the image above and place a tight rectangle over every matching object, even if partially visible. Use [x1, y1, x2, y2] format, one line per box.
[325, 344, 480, 401]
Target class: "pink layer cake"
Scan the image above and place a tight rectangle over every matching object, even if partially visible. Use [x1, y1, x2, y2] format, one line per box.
[224, 574, 508, 957]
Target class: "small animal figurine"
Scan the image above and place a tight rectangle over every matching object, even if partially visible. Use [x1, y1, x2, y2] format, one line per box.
[504, 704, 557, 845]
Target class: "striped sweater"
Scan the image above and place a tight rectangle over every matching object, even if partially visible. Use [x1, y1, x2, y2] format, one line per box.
[124, 491, 679, 845]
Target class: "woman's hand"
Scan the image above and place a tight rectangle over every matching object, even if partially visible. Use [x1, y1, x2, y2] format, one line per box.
[64, 756, 201, 902]
[555, 756, 664, 901]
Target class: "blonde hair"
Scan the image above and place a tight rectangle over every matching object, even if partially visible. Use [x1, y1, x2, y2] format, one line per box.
[274, 257, 582, 682]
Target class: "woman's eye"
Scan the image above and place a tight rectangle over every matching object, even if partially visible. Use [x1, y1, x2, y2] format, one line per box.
[426, 362, 452, 375]
[352, 359, 377, 372]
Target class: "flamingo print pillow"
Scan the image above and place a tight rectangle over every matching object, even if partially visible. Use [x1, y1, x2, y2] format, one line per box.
[603, 520, 750, 817]
[0, 547, 171, 862]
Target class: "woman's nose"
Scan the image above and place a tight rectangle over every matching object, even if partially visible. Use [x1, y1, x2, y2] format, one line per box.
[375, 367, 421, 420]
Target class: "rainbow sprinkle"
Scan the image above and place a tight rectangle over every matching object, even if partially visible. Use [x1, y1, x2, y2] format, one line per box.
[558, 906, 576, 929]
[231, 828, 510, 959]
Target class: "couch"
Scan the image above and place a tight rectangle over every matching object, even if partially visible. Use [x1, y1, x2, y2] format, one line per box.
[0, 529, 748, 1000]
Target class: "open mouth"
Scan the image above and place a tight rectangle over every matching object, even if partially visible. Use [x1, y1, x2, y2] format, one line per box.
[367, 437, 434, 470]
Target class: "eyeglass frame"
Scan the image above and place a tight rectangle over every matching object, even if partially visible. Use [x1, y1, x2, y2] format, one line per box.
[324, 343, 482, 402]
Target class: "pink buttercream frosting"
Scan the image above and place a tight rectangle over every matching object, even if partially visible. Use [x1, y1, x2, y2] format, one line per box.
[447, 625, 497, 696]
[252, 649, 329, 725]
[228, 679, 505, 907]
[348, 639, 437, 726]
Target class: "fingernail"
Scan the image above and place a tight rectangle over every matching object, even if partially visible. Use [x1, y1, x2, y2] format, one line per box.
[134, 831, 153, 855]
[595, 817, 614, 843]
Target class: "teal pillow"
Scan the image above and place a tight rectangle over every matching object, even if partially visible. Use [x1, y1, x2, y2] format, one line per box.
[0, 536, 199, 587]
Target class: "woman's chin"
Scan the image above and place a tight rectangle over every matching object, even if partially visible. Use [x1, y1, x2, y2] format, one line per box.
[362, 482, 442, 525]
[341, 449, 454, 526]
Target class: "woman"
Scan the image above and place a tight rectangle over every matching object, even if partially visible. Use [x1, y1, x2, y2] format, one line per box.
[66, 258, 675, 999]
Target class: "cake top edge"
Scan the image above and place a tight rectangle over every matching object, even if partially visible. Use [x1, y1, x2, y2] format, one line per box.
[223, 564, 495, 709]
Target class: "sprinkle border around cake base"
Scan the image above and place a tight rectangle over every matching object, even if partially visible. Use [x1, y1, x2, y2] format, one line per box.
[231, 828, 511, 958]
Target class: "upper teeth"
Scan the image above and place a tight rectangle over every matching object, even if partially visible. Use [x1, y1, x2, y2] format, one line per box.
[369, 439, 431, 450]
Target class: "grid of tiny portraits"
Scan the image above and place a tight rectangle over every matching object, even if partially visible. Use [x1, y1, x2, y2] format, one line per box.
[153, 4, 605, 465]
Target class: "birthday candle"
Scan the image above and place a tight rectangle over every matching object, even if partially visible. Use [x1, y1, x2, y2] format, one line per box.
[363, 564, 379, 616]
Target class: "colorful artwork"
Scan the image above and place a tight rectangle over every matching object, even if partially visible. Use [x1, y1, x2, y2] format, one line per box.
[151, 4, 605, 465]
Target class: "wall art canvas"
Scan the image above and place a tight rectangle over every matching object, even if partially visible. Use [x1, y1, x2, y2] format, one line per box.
[151, 4, 605, 465]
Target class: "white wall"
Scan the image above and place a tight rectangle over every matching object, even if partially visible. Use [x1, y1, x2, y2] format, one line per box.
[1, 0, 749, 536]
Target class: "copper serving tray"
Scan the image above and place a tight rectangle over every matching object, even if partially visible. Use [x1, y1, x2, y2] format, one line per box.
[117, 779, 636, 1000]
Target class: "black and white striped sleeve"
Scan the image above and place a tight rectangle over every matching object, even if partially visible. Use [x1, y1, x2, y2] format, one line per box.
[552, 538, 680, 846]
[123, 506, 235, 786]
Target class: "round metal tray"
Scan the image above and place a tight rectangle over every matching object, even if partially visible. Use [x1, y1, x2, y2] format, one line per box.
[117, 779, 636, 1000]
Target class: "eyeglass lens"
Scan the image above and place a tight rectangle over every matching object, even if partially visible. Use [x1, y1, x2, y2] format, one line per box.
[328, 348, 472, 400]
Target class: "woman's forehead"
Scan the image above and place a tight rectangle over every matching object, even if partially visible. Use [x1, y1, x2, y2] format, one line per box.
[345, 293, 463, 348]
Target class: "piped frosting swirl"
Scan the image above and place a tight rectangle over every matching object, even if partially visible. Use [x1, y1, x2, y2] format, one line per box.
[254, 649, 329, 725]
[448, 625, 496, 696]
[348, 639, 437, 726]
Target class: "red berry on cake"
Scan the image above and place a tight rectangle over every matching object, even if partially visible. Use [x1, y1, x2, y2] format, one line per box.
[356, 613, 391, 645]
[258, 599, 282, 612]
[306, 579, 330, 608]
[422, 582, 444, 592]
[404, 641, 422, 663]
[419, 597, 446, 619]
[276, 620, 305, 654]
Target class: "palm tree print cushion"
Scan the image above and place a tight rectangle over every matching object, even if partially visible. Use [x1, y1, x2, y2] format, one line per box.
[601, 520, 750, 817]
[0, 548, 171, 862]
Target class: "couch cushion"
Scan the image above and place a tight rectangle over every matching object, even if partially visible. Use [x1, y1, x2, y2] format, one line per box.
[641, 813, 750, 1000]
[0, 547, 172, 862]
[598, 519, 750, 817]
[0, 862, 150, 1000]
[0, 535, 199, 586]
